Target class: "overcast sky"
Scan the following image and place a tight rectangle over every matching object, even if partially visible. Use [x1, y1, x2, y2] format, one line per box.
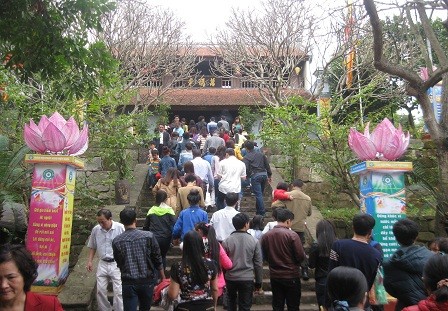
[149, 0, 265, 42]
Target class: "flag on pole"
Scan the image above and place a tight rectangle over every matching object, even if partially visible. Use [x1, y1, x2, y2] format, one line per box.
[345, 0, 355, 88]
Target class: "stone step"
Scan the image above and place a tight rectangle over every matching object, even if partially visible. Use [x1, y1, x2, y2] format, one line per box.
[106, 292, 318, 310]
[150, 301, 319, 311]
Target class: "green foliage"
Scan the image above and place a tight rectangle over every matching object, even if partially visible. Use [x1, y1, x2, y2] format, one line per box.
[0, 139, 31, 205]
[238, 106, 259, 133]
[0, 0, 116, 81]
[153, 104, 171, 129]
[0, 138, 32, 244]
[93, 113, 135, 181]
[320, 207, 358, 222]
[260, 97, 361, 205]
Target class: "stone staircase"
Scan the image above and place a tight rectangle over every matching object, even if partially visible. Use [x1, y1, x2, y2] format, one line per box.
[60, 163, 320, 310]
[134, 187, 319, 311]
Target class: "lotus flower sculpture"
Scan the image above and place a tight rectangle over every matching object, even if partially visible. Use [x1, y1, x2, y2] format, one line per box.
[348, 118, 410, 161]
[24, 112, 88, 156]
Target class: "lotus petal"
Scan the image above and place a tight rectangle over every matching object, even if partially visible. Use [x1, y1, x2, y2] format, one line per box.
[41, 122, 67, 153]
[371, 118, 395, 153]
[29, 119, 42, 136]
[49, 111, 67, 130]
[38, 115, 50, 133]
[70, 138, 88, 156]
[68, 124, 88, 155]
[63, 117, 80, 148]
[24, 124, 46, 153]
[394, 131, 410, 159]
[382, 132, 403, 160]
[348, 128, 377, 160]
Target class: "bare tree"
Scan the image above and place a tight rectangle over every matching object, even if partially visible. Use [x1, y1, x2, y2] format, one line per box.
[211, 0, 316, 107]
[363, 0, 448, 234]
[98, 0, 199, 110]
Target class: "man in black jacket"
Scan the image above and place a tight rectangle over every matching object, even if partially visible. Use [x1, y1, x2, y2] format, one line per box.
[242, 141, 272, 216]
[383, 218, 433, 311]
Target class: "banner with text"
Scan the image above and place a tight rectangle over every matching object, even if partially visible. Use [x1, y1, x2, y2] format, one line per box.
[25, 155, 83, 294]
[351, 161, 412, 259]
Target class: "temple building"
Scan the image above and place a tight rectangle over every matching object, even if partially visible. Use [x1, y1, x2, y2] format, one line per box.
[133, 45, 312, 124]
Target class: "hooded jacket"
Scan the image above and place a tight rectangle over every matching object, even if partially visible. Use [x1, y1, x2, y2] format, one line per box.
[142, 203, 176, 241]
[402, 295, 448, 311]
[383, 245, 433, 309]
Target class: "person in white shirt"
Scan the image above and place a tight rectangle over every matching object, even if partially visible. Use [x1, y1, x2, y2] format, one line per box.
[216, 148, 246, 210]
[87, 209, 125, 311]
[210, 193, 240, 242]
[191, 149, 214, 195]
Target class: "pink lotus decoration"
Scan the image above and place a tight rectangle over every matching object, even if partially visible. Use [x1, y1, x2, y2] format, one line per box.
[348, 118, 410, 161]
[24, 112, 88, 156]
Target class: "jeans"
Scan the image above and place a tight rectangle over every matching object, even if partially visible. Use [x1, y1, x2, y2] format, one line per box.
[226, 280, 254, 311]
[251, 174, 267, 215]
[122, 282, 154, 311]
[216, 188, 226, 210]
[270, 277, 301, 311]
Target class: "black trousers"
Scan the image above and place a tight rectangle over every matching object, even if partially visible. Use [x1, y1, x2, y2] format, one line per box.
[226, 280, 253, 311]
[270, 277, 301, 311]
[295, 231, 308, 269]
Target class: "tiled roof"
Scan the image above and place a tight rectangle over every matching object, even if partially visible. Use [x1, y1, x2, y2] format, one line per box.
[137, 87, 311, 106]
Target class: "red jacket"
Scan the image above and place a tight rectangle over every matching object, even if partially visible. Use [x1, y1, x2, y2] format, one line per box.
[272, 189, 291, 202]
[402, 295, 448, 311]
[25, 291, 64, 311]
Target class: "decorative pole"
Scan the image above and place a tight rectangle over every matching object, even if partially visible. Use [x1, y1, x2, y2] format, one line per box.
[23, 112, 88, 294]
[348, 118, 412, 259]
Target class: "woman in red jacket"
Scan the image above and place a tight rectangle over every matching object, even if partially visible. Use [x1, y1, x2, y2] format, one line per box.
[403, 253, 448, 311]
[0, 244, 63, 311]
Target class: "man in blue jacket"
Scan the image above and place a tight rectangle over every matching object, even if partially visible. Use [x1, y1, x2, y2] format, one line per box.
[383, 218, 433, 311]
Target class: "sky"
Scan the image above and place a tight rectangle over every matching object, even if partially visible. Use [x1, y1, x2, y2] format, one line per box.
[148, 0, 342, 86]
[149, 0, 264, 42]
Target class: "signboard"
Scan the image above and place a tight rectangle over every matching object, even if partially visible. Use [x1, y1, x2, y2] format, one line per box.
[25, 155, 83, 294]
[352, 161, 412, 259]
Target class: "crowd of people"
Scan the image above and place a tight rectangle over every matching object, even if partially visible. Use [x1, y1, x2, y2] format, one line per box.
[147, 114, 271, 217]
[2, 115, 448, 311]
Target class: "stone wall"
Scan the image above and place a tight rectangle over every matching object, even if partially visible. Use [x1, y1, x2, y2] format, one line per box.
[75, 146, 147, 204]
[330, 215, 436, 245]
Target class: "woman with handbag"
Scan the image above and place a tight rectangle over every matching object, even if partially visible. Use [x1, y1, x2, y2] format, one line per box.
[168, 230, 218, 311]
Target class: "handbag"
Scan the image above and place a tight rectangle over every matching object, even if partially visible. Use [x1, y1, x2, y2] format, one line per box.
[369, 266, 388, 305]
